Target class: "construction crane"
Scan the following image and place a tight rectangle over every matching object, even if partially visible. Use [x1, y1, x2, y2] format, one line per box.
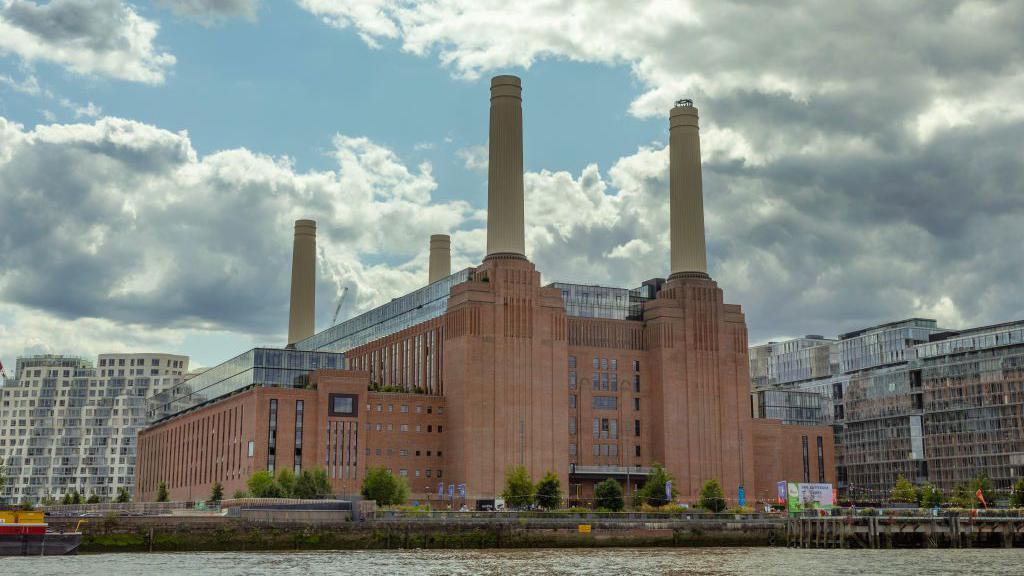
[331, 286, 349, 326]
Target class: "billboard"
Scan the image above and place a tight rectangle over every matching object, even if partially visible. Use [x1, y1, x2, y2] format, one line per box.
[787, 482, 834, 512]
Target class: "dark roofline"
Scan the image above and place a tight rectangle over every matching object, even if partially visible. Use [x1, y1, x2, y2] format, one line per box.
[838, 317, 937, 340]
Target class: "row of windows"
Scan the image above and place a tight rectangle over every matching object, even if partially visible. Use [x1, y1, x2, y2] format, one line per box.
[368, 423, 443, 433]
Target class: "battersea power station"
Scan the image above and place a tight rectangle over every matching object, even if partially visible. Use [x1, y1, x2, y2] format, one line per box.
[136, 76, 833, 506]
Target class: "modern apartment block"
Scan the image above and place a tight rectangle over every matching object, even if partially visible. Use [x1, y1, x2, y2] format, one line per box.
[751, 318, 1024, 499]
[0, 353, 188, 503]
[137, 77, 834, 506]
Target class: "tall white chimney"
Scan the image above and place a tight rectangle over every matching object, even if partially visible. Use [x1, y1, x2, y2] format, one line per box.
[287, 219, 316, 346]
[485, 75, 526, 260]
[669, 100, 709, 279]
[428, 234, 451, 284]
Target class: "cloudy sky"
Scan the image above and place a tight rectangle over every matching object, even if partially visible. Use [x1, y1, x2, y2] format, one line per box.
[1, 0, 1022, 375]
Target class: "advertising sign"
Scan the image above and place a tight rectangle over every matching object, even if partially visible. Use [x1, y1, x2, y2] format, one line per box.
[777, 481, 787, 505]
[787, 482, 834, 512]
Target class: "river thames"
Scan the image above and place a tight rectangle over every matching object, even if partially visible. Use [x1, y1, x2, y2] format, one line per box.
[10, 547, 1024, 575]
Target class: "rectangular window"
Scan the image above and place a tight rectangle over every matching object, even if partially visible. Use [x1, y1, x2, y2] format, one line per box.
[635, 445, 641, 457]
[610, 373, 618, 392]
[817, 436, 825, 483]
[633, 397, 640, 411]
[329, 394, 358, 417]
[610, 419, 618, 439]
[593, 357, 599, 369]
[569, 419, 576, 435]
[600, 373, 608, 391]
[593, 444, 600, 456]
[801, 435, 810, 483]
[592, 374, 599, 391]
[569, 356, 576, 369]
[569, 371, 577, 390]
[601, 358, 608, 370]
[632, 360, 639, 372]
[294, 400, 304, 474]
[592, 396, 617, 410]
[569, 443, 577, 456]
[633, 374, 640, 393]
[569, 394, 576, 409]
[634, 419, 640, 437]
[592, 418, 599, 438]
[611, 359, 618, 371]
[267, 399, 278, 473]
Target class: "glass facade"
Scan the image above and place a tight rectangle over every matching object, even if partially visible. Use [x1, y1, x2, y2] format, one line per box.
[754, 318, 1024, 499]
[147, 348, 343, 422]
[756, 389, 826, 425]
[548, 282, 657, 320]
[296, 268, 474, 354]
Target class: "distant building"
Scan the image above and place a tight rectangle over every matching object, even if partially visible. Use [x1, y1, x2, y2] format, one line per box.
[0, 352, 188, 503]
[751, 318, 1024, 499]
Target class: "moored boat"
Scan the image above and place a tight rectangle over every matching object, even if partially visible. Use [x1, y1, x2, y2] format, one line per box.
[0, 510, 81, 556]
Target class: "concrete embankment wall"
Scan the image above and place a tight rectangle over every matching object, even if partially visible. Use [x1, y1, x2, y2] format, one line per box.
[48, 516, 784, 553]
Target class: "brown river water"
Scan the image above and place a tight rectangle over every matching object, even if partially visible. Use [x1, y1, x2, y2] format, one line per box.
[10, 547, 1024, 575]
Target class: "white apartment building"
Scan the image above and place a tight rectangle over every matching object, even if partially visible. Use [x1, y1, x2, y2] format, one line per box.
[0, 352, 188, 503]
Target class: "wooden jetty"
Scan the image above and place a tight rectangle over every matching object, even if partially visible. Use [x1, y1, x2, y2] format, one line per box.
[786, 514, 1024, 549]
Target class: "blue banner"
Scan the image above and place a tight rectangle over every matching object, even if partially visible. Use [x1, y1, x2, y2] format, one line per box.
[448, 483, 455, 499]
[665, 480, 672, 503]
[738, 485, 746, 507]
[438, 481, 444, 497]
[458, 483, 466, 499]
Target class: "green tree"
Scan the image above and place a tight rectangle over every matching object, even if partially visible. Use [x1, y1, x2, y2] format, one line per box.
[361, 466, 409, 506]
[116, 487, 131, 503]
[247, 470, 281, 498]
[594, 478, 624, 511]
[636, 464, 676, 507]
[501, 465, 534, 509]
[699, 479, 727, 512]
[232, 490, 249, 499]
[949, 484, 971, 508]
[209, 482, 224, 503]
[969, 472, 995, 507]
[1010, 478, 1024, 508]
[276, 468, 297, 498]
[535, 471, 562, 509]
[920, 483, 944, 508]
[86, 493, 101, 504]
[890, 475, 917, 504]
[294, 468, 333, 499]
[40, 494, 57, 507]
[62, 489, 82, 505]
[156, 481, 169, 503]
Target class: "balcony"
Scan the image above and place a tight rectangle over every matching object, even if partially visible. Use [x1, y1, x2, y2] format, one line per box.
[569, 464, 652, 479]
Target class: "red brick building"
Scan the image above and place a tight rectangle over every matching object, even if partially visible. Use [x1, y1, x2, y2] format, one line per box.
[136, 76, 834, 505]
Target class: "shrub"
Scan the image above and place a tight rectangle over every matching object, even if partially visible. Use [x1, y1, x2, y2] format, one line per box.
[209, 482, 224, 503]
[361, 466, 409, 506]
[294, 468, 333, 499]
[636, 464, 676, 507]
[116, 487, 131, 503]
[501, 465, 534, 509]
[594, 478, 624, 512]
[699, 479, 727, 512]
[535, 471, 562, 510]
[276, 468, 297, 498]
[62, 489, 82, 505]
[1010, 478, 1024, 508]
[890, 475, 918, 504]
[247, 471, 281, 498]
[920, 483, 943, 508]
[232, 490, 249, 499]
[86, 493, 101, 504]
[156, 482, 169, 503]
